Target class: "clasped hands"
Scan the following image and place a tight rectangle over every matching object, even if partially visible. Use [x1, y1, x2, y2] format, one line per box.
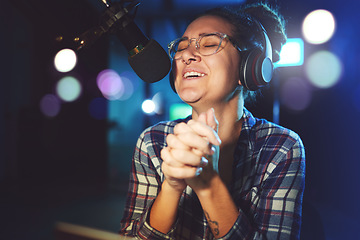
[161, 108, 221, 192]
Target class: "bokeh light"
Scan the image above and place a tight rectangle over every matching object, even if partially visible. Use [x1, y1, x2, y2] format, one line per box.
[54, 48, 77, 72]
[275, 38, 304, 67]
[56, 76, 82, 102]
[142, 99, 156, 114]
[152, 92, 163, 114]
[302, 9, 336, 44]
[169, 103, 192, 120]
[88, 97, 108, 120]
[120, 71, 141, 90]
[40, 94, 61, 117]
[281, 77, 312, 112]
[117, 76, 134, 101]
[97, 69, 125, 100]
[305, 50, 343, 88]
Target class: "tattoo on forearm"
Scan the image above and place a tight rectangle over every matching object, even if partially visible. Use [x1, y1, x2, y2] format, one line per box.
[204, 211, 220, 236]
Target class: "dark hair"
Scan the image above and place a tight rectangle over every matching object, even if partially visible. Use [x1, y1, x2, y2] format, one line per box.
[196, 2, 287, 104]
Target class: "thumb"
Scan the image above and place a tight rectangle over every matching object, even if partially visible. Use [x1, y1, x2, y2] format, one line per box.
[197, 111, 207, 124]
[206, 108, 218, 132]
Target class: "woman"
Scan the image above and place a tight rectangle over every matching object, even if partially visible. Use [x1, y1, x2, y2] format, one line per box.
[120, 2, 305, 239]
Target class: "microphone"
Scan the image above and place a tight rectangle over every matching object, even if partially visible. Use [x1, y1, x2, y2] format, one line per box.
[74, 0, 171, 83]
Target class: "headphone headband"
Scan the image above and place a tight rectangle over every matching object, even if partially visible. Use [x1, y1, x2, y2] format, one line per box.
[240, 18, 274, 91]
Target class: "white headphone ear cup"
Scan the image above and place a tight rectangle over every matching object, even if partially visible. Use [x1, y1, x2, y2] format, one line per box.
[260, 56, 274, 84]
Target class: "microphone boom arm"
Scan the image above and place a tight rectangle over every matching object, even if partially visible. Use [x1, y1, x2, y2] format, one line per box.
[74, 1, 140, 50]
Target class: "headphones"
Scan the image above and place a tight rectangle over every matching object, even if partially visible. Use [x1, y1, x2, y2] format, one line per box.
[169, 18, 274, 92]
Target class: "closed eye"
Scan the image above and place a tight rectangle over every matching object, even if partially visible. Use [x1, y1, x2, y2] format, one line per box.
[203, 45, 218, 48]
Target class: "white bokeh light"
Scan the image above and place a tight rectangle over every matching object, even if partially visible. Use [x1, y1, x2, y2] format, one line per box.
[54, 48, 77, 73]
[302, 9, 336, 44]
[142, 99, 156, 114]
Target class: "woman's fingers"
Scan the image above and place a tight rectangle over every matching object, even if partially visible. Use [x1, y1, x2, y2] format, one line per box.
[171, 110, 221, 156]
[162, 108, 220, 178]
[166, 134, 190, 150]
[187, 120, 221, 146]
[193, 108, 218, 132]
[161, 147, 200, 179]
[197, 111, 207, 125]
[175, 120, 221, 146]
[172, 123, 213, 153]
[162, 163, 199, 179]
[170, 148, 207, 166]
[160, 108, 221, 186]
[162, 142, 207, 167]
[206, 108, 219, 132]
[167, 133, 207, 156]
[161, 147, 184, 167]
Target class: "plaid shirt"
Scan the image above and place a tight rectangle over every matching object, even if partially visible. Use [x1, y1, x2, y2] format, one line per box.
[120, 108, 305, 240]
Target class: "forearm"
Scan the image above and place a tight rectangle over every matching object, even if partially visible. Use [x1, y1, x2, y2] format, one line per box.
[195, 174, 239, 238]
[149, 179, 183, 234]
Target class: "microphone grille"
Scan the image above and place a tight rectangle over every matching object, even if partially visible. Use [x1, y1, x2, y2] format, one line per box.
[128, 39, 171, 83]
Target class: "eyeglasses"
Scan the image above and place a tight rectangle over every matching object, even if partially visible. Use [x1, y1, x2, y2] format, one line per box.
[168, 32, 242, 60]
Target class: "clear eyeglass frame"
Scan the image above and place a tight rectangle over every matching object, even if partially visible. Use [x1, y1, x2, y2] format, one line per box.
[167, 32, 242, 60]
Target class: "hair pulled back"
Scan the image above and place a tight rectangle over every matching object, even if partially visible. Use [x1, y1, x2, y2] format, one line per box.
[200, 2, 287, 63]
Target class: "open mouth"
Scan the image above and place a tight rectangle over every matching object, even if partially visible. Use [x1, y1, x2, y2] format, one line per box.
[183, 71, 206, 79]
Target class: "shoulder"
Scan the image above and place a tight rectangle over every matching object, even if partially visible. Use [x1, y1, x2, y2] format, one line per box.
[243, 108, 304, 155]
[255, 119, 301, 145]
[140, 117, 191, 144]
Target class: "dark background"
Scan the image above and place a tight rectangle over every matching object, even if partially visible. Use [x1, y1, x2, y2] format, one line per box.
[1, 0, 360, 239]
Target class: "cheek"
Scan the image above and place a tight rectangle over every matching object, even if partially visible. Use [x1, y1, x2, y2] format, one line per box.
[226, 54, 241, 83]
[210, 56, 240, 82]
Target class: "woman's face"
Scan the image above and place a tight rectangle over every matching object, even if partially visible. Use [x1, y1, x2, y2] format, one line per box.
[173, 15, 241, 107]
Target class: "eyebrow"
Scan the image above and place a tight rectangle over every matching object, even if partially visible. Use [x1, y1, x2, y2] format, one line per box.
[181, 32, 212, 38]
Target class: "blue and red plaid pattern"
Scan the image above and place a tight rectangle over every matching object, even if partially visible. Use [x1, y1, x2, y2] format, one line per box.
[120, 108, 305, 240]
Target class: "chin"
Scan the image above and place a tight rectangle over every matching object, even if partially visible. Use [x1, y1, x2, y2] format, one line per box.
[180, 96, 201, 105]
[178, 88, 203, 103]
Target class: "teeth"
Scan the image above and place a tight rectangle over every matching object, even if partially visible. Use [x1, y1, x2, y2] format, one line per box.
[184, 71, 205, 78]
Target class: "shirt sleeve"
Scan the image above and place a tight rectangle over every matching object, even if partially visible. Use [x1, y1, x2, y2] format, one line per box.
[221, 133, 306, 240]
[119, 127, 175, 239]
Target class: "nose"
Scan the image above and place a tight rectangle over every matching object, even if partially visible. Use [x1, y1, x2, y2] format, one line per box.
[181, 39, 201, 64]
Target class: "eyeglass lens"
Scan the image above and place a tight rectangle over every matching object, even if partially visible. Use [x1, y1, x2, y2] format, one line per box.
[171, 34, 224, 59]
